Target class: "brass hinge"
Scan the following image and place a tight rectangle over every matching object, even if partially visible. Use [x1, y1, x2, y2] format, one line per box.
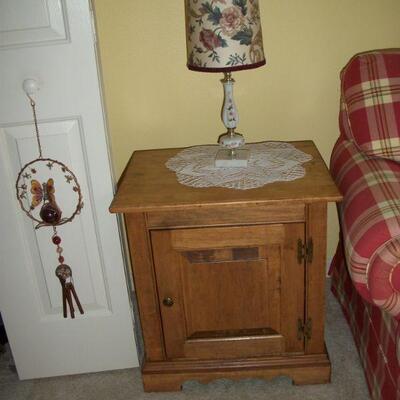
[297, 238, 313, 264]
[297, 318, 312, 341]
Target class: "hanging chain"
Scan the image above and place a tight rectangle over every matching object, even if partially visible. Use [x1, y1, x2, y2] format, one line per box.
[27, 95, 43, 159]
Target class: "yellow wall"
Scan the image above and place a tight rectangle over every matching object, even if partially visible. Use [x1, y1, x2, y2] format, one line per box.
[93, 0, 400, 260]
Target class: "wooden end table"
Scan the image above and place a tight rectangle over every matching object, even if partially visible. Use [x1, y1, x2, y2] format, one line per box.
[110, 141, 342, 392]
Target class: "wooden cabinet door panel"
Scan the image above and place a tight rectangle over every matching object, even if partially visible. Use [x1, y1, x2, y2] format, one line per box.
[151, 224, 304, 360]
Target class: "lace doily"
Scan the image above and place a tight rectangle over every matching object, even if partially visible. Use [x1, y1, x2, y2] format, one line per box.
[166, 142, 313, 190]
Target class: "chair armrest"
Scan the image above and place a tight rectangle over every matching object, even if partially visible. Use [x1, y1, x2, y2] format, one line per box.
[331, 138, 400, 318]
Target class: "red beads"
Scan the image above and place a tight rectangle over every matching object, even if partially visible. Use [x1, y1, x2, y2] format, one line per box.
[40, 203, 62, 224]
[52, 235, 61, 245]
[52, 229, 65, 265]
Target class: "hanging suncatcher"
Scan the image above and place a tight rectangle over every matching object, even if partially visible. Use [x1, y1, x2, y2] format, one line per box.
[15, 93, 84, 319]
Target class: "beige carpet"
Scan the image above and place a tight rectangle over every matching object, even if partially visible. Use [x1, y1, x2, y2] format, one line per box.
[0, 279, 370, 400]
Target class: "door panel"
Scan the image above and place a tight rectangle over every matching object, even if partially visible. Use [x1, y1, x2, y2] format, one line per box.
[181, 251, 280, 335]
[0, 0, 137, 379]
[0, 0, 69, 48]
[151, 224, 305, 360]
[3, 119, 109, 314]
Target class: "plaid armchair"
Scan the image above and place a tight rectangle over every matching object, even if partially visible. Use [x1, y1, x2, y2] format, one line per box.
[330, 49, 400, 400]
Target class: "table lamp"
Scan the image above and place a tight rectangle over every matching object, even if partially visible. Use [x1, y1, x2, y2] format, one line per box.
[185, 0, 266, 167]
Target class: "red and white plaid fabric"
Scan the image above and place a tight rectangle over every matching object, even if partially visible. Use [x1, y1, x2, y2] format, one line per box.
[331, 246, 399, 400]
[330, 50, 400, 399]
[331, 137, 400, 318]
[341, 50, 400, 161]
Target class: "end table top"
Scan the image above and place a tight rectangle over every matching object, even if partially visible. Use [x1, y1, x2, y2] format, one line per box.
[110, 141, 342, 214]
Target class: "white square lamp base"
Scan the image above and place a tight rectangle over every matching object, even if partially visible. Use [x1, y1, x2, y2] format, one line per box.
[215, 149, 249, 167]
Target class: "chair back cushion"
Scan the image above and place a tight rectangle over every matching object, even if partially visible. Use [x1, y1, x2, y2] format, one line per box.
[341, 49, 400, 161]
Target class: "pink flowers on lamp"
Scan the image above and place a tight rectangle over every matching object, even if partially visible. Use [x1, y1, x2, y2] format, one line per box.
[200, 29, 223, 51]
[220, 6, 245, 36]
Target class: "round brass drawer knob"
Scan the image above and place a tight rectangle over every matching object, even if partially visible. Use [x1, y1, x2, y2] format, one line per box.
[163, 297, 174, 307]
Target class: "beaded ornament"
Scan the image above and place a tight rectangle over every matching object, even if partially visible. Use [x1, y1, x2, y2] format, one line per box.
[15, 94, 84, 319]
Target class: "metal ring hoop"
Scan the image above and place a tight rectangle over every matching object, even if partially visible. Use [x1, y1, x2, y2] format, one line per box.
[15, 157, 83, 229]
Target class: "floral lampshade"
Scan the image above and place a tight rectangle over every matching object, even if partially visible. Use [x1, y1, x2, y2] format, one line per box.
[185, 0, 266, 72]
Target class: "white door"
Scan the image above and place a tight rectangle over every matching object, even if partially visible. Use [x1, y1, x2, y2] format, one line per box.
[0, 0, 138, 379]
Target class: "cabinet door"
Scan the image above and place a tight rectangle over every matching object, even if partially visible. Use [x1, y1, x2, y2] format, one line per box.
[151, 224, 305, 360]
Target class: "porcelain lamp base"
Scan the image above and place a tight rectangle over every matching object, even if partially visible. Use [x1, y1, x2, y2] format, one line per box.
[215, 148, 249, 167]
